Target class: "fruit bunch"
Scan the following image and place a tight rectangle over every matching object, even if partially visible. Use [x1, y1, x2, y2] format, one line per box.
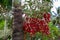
[43, 12, 51, 23]
[23, 12, 51, 36]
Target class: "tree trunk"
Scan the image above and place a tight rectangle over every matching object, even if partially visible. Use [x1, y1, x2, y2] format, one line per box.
[12, 6, 24, 40]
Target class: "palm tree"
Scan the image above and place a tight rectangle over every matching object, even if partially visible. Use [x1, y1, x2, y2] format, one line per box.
[12, 0, 24, 40]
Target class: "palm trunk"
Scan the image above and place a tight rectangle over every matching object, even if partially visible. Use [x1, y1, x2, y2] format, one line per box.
[12, 6, 24, 40]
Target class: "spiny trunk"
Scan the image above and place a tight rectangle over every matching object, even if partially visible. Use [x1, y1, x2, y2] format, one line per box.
[12, 7, 24, 40]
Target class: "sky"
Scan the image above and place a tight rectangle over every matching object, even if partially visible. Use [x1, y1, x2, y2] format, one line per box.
[53, 0, 60, 8]
[51, 0, 60, 16]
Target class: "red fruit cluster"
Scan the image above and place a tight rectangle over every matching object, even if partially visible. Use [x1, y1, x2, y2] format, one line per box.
[43, 13, 51, 23]
[38, 20, 50, 35]
[23, 16, 50, 36]
[23, 18, 39, 36]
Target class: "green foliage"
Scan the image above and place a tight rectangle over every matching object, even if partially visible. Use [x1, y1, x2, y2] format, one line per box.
[57, 7, 60, 14]
[0, 20, 4, 30]
[43, 0, 51, 2]
[48, 22, 60, 40]
[0, 38, 3, 40]
[22, 0, 52, 18]
[0, 0, 3, 3]
[0, 0, 12, 10]
[7, 18, 13, 29]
